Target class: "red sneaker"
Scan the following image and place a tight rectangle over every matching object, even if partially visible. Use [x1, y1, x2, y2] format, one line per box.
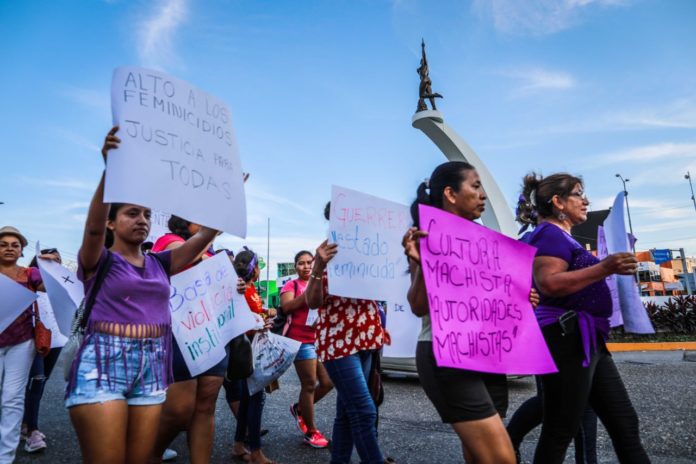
[304, 429, 329, 449]
[290, 403, 308, 435]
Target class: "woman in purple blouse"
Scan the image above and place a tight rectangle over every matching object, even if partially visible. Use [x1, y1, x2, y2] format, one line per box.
[66, 126, 218, 463]
[517, 172, 649, 464]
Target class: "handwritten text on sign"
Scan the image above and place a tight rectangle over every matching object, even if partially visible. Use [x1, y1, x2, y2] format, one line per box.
[328, 185, 410, 301]
[107, 67, 247, 237]
[419, 205, 556, 374]
[170, 253, 260, 376]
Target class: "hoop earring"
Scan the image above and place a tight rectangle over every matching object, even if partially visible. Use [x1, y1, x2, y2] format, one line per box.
[557, 212, 567, 221]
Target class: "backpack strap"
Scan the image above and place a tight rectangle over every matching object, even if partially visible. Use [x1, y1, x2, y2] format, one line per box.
[80, 251, 114, 330]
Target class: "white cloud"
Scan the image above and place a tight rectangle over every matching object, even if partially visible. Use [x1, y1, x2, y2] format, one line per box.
[499, 67, 575, 95]
[592, 142, 696, 165]
[51, 127, 101, 153]
[60, 85, 110, 111]
[474, 0, 628, 36]
[18, 176, 94, 191]
[611, 98, 696, 130]
[137, 0, 188, 70]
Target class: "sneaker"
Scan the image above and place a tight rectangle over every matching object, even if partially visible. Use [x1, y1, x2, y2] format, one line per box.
[162, 448, 178, 461]
[290, 403, 308, 434]
[304, 430, 329, 449]
[24, 431, 47, 453]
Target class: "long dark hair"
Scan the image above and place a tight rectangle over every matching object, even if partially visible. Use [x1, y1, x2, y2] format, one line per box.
[409, 161, 476, 227]
[105, 203, 126, 248]
[234, 247, 258, 283]
[168, 215, 194, 240]
[516, 172, 583, 231]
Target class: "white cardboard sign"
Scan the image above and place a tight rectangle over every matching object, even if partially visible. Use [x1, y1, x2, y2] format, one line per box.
[0, 273, 37, 334]
[107, 67, 247, 237]
[327, 185, 410, 301]
[35, 243, 84, 337]
[382, 299, 421, 359]
[169, 252, 261, 376]
[36, 292, 68, 348]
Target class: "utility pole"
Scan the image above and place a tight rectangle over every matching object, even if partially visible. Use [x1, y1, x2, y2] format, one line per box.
[266, 217, 271, 308]
[679, 248, 693, 295]
[685, 172, 696, 214]
[615, 174, 635, 252]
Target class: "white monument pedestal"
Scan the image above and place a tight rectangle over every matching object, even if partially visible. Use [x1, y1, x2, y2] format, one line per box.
[412, 110, 518, 238]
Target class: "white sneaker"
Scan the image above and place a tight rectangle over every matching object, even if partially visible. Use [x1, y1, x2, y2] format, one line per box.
[24, 430, 47, 453]
[162, 448, 178, 461]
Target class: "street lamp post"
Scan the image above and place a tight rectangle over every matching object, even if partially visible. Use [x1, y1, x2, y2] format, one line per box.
[685, 172, 696, 214]
[615, 174, 635, 252]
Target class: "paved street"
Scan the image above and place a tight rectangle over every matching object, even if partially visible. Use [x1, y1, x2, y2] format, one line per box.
[15, 351, 696, 463]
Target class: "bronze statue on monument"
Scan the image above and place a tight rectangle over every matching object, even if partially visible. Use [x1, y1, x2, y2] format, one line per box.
[416, 39, 443, 112]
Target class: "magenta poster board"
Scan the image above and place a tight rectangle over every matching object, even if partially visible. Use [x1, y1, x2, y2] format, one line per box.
[419, 204, 557, 375]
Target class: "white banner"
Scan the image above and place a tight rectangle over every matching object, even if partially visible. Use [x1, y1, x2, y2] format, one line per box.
[327, 185, 410, 301]
[0, 273, 37, 334]
[36, 292, 68, 348]
[35, 243, 84, 337]
[382, 299, 420, 359]
[170, 252, 261, 376]
[604, 193, 654, 334]
[146, 209, 172, 244]
[107, 67, 247, 237]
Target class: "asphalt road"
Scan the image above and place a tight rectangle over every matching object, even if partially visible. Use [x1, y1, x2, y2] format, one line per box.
[15, 351, 696, 463]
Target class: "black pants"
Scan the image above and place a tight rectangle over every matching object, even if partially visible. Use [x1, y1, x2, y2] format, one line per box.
[507, 376, 598, 463]
[533, 323, 649, 464]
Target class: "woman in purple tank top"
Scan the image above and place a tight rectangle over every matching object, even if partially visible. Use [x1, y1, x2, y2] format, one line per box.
[516, 172, 649, 464]
[66, 126, 218, 463]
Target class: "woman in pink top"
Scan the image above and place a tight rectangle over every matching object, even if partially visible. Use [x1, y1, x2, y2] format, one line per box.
[279, 250, 333, 449]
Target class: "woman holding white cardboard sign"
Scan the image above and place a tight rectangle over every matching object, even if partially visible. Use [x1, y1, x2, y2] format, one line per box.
[0, 227, 59, 463]
[66, 126, 218, 464]
[516, 173, 648, 464]
[402, 161, 539, 464]
[279, 250, 333, 449]
[304, 205, 388, 464]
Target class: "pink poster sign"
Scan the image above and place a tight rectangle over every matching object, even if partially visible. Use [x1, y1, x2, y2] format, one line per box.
[419, 205, 557, 375]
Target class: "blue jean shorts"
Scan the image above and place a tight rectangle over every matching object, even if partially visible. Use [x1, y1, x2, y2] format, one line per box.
[295, 342, 318, 362]
[65, 334, 168, 408]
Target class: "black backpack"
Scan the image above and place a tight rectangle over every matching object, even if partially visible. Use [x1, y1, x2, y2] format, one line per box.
[270, 279, 298, 335]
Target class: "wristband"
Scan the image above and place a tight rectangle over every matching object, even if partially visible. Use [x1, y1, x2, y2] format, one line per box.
[310, 274, 323, 281]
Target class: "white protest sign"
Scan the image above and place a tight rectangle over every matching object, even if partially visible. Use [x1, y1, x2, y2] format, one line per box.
[36, 292, 68, 348]
[169, 252, 261, 376]
[107, 67, 247, 237]
[0, 273, 37, 334]
[597, 226, 623, 328]
[35, 243, 84, 337]
[382, 299, 421, 359]
[146, 209, 171, 244]
[604, 193, 654, 334]
[327, 186, 410, 301]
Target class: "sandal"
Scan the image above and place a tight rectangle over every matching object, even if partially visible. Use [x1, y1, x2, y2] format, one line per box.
[232, 451, 251, 462]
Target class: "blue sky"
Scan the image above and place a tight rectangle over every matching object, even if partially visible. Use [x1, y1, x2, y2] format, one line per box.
[1, 0, 695, 275]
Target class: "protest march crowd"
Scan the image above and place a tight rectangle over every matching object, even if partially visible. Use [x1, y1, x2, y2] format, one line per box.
[0, 77, 652, 464]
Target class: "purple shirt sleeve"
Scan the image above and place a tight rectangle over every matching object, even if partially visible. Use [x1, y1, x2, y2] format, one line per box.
[151, 250, 173, 276]
[528, 223, 574, 263]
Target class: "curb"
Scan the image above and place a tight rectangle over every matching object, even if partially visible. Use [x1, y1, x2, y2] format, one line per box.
[606, 342, 696, 352]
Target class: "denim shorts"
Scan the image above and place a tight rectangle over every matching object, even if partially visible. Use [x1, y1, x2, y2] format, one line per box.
[65, 334, 168, 408]
[295, 342, 318, 362]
